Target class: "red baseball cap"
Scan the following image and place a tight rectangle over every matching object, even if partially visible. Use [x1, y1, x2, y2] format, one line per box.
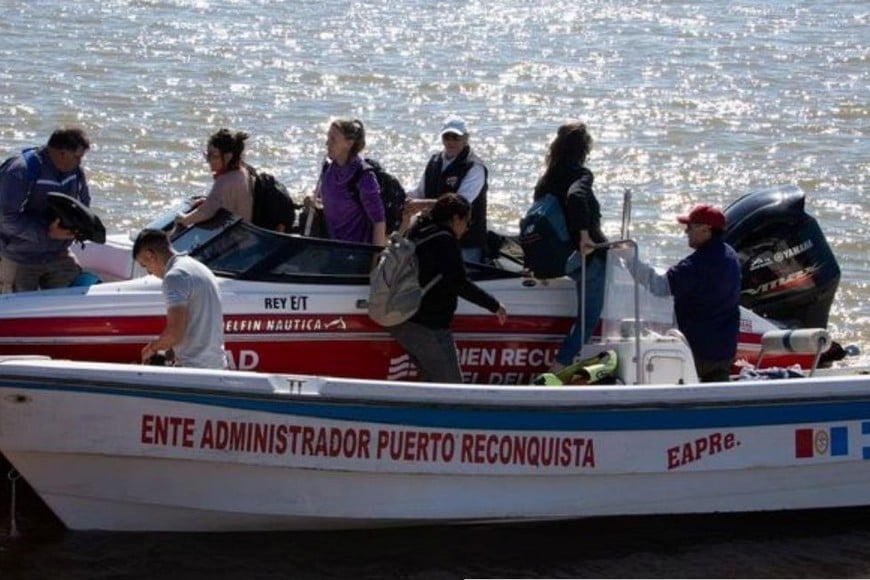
[677, 204, 726, 231]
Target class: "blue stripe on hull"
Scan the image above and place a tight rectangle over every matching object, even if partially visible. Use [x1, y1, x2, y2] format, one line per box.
[5, 380, 870, 431]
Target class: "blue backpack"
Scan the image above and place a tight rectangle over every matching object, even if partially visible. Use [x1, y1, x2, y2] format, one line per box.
[0, 148, 41, 191]
[519, 193, 573, 279]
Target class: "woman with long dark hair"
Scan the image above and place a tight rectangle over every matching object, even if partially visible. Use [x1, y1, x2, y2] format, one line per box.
[534, 122, 608, 374]
[176, 128, 253, 227]
[389, 193, 507, 383]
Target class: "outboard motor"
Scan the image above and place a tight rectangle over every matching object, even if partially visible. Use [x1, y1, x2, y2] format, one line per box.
[723, 185, 840, 328]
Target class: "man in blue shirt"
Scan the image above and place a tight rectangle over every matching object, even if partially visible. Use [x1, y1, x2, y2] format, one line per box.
[631, 204, 741, 382]
[0, 127, 91, 292]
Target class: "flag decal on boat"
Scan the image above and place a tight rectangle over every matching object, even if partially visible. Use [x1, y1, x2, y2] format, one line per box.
[862, 422, 870, 460]
[794, 426, 848, 458]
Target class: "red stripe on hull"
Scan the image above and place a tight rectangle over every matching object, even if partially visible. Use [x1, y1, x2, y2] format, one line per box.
[0, 317, 813, 382]
[0, 314, 574, 338]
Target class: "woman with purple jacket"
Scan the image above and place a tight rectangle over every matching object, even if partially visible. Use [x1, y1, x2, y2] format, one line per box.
[315, 119, 386, 246]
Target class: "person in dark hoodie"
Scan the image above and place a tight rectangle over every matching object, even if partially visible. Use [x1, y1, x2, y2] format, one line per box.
[535, 122, 608, 375]
[389, 193, 507, 383]
[628, 204, 741, 382]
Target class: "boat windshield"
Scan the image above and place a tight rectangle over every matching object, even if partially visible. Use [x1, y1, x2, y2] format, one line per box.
[598, 244, 676, 341]
[165, 208, 520, 284]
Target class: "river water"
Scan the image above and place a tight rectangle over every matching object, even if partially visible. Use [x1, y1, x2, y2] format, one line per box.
[0, 0, 868, 577]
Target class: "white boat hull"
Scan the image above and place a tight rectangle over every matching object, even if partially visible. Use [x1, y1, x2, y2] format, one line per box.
[2, 357, 869, 532]
[11, 451, 870, 532]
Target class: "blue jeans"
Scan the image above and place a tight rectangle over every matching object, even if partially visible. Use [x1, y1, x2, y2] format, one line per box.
[461, 247, 485, 263]
[556, 254, 606, 366]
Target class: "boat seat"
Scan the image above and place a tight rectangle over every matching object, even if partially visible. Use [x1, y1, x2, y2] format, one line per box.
[755, 328, 831, 377]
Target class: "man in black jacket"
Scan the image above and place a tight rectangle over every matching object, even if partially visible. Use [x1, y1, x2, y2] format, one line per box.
[630, 204, 741, 382]
[403, 117, 489, 263]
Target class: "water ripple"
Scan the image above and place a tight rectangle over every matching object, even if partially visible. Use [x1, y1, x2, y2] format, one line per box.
[0, 0, 866, 350]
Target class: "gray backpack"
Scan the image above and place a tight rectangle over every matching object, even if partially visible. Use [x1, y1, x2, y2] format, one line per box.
[367, 230, 450, 327]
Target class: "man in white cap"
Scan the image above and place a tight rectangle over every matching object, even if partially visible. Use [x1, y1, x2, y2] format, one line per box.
[403, 116, 489, 263]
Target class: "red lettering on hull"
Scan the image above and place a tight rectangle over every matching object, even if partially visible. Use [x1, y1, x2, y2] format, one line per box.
[140, 414, 597, 470]
[667, 432, 738, 470]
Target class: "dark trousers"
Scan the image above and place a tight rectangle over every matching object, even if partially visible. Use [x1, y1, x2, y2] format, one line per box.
[388, 320, 463, 383]
[696, 358, 734, 383]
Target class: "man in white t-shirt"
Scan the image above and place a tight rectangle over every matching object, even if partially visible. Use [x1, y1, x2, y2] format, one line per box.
[133, 228, 228, 369]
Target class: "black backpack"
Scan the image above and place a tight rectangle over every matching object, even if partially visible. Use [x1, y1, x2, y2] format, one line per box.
[247, 164, 297, 232]
[351, 158, 406, 234]
[309, 158, 407, 237]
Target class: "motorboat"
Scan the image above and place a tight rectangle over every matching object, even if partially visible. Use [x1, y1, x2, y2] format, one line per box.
[0, 185, 847, 382]
[1, 191, 865, 532]
[0, 289, 866, 532]
[9, 210, 576, 382]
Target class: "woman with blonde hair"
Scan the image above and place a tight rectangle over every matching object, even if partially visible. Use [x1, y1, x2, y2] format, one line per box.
[313, 118, 386, 246]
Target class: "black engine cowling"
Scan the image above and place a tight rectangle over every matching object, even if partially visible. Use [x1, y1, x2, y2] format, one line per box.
[723, 185, 840, 328]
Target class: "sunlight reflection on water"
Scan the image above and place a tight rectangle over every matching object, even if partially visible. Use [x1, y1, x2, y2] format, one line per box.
[0, 0, 866, 350]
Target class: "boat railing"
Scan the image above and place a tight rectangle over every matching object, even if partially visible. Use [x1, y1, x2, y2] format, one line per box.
[582, 241, 836, 384]
[620, 188, 632, 240]
[581, 238, 644, 384]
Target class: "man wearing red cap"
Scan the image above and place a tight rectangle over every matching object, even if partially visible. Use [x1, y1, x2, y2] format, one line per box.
[630, 203, 741, 382]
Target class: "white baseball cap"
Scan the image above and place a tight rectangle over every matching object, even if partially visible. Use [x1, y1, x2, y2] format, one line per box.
[440, 116, 469, 137]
